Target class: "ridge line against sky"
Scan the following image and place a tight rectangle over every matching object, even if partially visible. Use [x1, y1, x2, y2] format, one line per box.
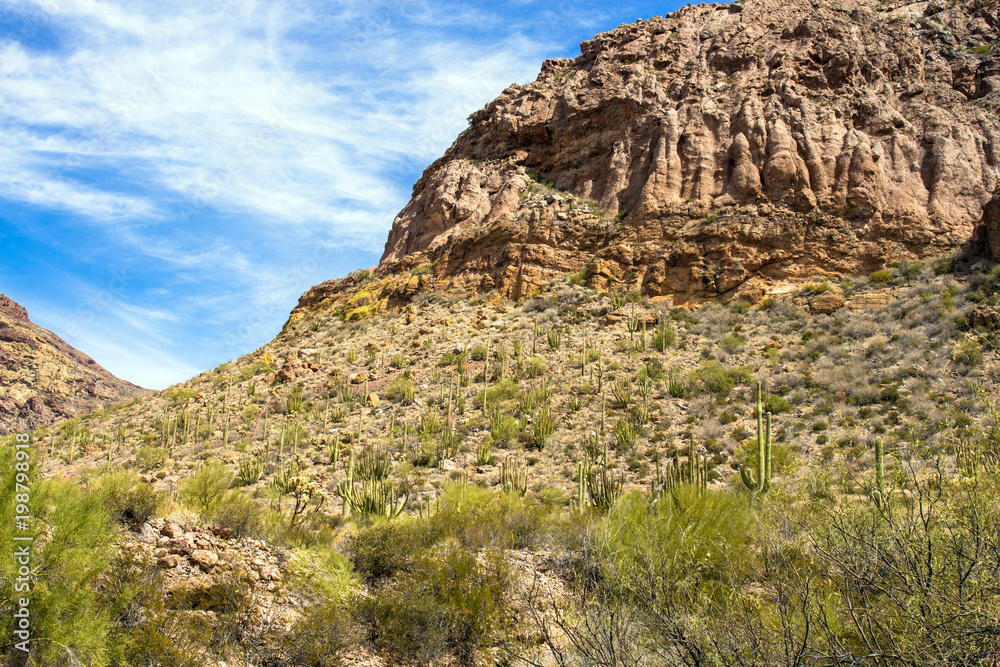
[0, 0, 699, 389]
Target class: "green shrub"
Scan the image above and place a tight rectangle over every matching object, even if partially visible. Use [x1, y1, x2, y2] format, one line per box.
[97, 547, 207, 667]
[599, 489, 756, 601]
[644, 357, 666, 380]
[386, 373, 416, 404]
[429, 484, 544, 550]
[764, 395, 793, 414]
[868, 269, 892, 284]
[490, 414, 524, 446]
[98, 470, 162, 530]
[955, 338, 983, 368]
[933, 257, 954, 275]
[286, 545, 358, 602]
[355, 590, 451, 665]
[355, 541, 512, 666]
[475, 378, 520, 407]
[281, 599, 357, 666]
[719, 334, 745, 354]
[136, 445, 165, 471]
[526, 356, 547, 378]
[180, 461, 234, 521]
[691, 360, 735, 398]
[349, 518, 430, 584]
[1, 444, 120, 666]
[212, 489, 264, 538]
[169, 574, 253, 614]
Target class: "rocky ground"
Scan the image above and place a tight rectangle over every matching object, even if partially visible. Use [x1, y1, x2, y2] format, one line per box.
[36, 254, 994, 506]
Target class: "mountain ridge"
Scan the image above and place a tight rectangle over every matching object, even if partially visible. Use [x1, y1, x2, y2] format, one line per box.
[0, 293, 146, 431]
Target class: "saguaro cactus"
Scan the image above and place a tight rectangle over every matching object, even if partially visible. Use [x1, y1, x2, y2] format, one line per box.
[871, 437, 889, 510]
[740, 383, 772, 495]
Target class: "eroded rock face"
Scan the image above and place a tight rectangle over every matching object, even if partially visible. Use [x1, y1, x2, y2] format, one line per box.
[0, 294, 146, 431]
[374, 0, 999, 302]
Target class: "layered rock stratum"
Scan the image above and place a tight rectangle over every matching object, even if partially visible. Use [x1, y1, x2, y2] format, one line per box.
[355, 0, 1000, 309]
[0, 294, 145, 431]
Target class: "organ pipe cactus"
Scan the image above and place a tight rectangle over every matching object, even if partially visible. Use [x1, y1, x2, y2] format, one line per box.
[337, 449, 407, 518]
[327, 432, 342, 465]
[651, 436, 708, 505]
[339, 479, 407, 519]
[238, 449, 264, 485]
[357, 442, 391, 481]
[500, 454, 528, 496]
[587, 440, 624, 512]
[740, 383, 772, 495]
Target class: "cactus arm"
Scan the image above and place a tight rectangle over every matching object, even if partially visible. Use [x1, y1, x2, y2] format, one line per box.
[757, 382, 764, 457]
[872, 437, 889, 509]
[762, 412, 772, 493]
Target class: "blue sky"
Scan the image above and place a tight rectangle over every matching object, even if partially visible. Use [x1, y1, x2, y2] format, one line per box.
[0, 0, 698, 390]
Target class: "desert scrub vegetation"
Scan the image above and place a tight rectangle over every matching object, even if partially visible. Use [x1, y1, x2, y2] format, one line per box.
[350, 485, 532, 664]
[514, 459, 1000, 666]
[14, 257, 1000, 664]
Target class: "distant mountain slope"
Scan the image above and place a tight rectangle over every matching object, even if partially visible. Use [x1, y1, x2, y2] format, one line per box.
[0, 294, 146, 431]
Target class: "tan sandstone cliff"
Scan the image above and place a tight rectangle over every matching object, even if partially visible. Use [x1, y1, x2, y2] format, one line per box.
[371, 0, 1000, 305]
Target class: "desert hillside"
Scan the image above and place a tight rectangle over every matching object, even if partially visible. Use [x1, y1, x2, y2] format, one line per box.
[2, 0, 1000, 665]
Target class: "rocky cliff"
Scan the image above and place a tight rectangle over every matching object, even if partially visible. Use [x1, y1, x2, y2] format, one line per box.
[371, 0, 999, 304]
[0, 294, 146, 431]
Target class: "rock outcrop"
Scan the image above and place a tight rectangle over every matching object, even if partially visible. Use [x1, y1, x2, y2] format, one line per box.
[370, 0, 999, 303]
[0, 294, 146, 431]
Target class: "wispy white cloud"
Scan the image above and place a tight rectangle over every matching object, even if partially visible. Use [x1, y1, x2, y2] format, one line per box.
[0, 0, 570, 387]
[28, 300, 202, 390]
[0, 1, 548, 234]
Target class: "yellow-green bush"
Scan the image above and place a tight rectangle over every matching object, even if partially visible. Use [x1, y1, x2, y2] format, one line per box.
[179, 460, 233, 520]
[349, 517, 431, 584]
[600, 488, 756, 598]
[96, 469, 162, 529]
[428, 483, 545, 550]
[211, 489, 264, 538]
[281, 599, 357, 666]
[0, 443, 119, 666]
[355, 539, 512, 666]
